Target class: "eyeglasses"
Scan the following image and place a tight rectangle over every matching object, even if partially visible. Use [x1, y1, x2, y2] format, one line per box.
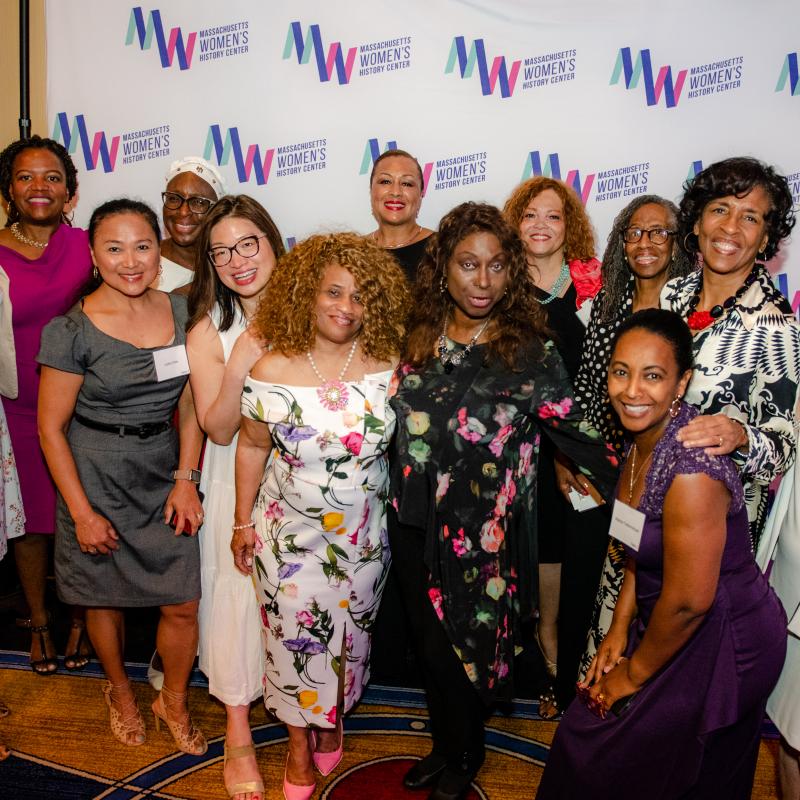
[208, 234, 268, 267]
[161, 191, 215, 215]
[622, 227, 676, 245]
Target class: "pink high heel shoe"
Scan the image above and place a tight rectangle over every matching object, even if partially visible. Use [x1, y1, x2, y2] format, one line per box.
[309, 722, 343, 776]
[283, 753, 316, 800]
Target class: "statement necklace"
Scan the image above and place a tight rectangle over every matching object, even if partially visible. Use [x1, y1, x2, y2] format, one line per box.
[627, 443, 653, 504]
[437, 317, 490, 373]
[686, 269, 758, 331]
[307, 339, 358, 412]
[10, 222, 48, 249]
[535, 259, 570, 305]
[373, 225, 421, 250]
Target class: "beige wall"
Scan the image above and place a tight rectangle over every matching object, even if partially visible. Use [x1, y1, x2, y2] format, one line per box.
[0, 0, 47, 224]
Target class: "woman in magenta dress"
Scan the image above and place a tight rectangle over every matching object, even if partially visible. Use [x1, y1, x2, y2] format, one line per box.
[536, 309, 787, 800]
[0, 135, 92, 673]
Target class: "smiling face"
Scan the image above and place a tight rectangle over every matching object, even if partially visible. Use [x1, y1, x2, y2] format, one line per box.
[314, 263, 364, 344]
[9, 147, 71, 225]
[369, 155, 423, 228]
[91, 211, 161, 296]
[518, 188, 566, 262]
[608, 328, 692, 438]
[693, 185, 771, 278]
[445, 231, 510, 321]
[624, 203, 676, 282]
[208, 216, 276, 300]
[162, 171, 218, 247]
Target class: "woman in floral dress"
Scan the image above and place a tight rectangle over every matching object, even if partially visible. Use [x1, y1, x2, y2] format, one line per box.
[232, 232, 409, 799]
[388, 203, 618, 800]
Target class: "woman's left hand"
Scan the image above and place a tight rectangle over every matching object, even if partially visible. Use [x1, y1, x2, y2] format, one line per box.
[164, 480, 203, 536]
[675, 413, 748, 456]
[587, 658, 640, 716]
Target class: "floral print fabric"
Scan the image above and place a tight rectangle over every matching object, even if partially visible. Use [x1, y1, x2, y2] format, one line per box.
[389, 341, 618, 703]
[242, 371, 394, 728]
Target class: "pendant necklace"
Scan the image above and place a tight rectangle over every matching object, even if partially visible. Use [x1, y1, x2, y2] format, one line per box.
[437, 317, 490, 372]
[534, 259, 570, 305]
[10, 222, 48, 249]
[627, 443, 653, 504]
[373, 225, 421, 250]
[307, 338, 358, 412]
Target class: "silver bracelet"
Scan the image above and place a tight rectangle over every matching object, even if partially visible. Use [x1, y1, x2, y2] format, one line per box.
[231, 521, 256, 531]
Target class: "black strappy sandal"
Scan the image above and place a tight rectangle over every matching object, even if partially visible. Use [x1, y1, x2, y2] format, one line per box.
[30, 623, 58, 675]
[64, 621, 92, 671]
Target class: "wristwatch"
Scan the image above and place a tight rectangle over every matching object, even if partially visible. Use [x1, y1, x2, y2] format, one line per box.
[172, 469, 202, 483]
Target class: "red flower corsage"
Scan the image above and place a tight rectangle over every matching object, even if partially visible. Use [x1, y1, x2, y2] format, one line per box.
[568, 257, 602, 308]
[687, 310, 715, 331]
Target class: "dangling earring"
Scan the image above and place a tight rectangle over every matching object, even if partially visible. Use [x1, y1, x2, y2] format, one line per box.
[439, 274, 447, 294]
[92, 265, 100, 281]
[669, 395, 682, 418]
[757, 249, 767, 263]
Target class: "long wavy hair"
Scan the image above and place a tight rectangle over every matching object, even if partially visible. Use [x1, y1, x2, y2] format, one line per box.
[404, 202, 547, 370]
[187, 195, 285, 332]
[678, 157, 796, 261]
[597, 195, 694, 323]
[252, 232, 409, 361]
[502, 176, 596, 262]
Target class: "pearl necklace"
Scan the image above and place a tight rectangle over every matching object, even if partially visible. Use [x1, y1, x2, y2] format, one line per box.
[306, 339, 358, 411]
[373, 225, 421, 250]
[10, 222, 48, 249]
[534, 259, 570, 305]
[437, 317, 490, 373]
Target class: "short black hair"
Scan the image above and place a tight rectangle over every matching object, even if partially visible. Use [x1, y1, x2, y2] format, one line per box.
[88, 198, 161, 246]
[613, 308, 694, 375]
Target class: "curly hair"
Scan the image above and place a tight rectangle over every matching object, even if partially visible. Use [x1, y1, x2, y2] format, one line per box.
[188, 195, 285, 333]
[502, 176, 596, 261]
[369, 148, 425, 192]
[0, 135, 79, 225]
[678, 157, 796, 261]
[404, 202, 548, 370]
[597, 195, 695, 323]
[252, 232, 409, 361]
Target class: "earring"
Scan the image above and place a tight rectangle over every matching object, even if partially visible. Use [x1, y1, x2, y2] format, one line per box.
[92, 265, 100, 280]
[439, 275, 447, 294]
[757, 250, 767, 262]
[669, 395, 682, 418]
[682, 232, 694, 252]
[158, 263, 164, 277]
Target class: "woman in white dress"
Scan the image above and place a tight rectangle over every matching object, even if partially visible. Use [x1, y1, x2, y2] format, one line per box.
[186, 195, 285, 800]
[232, 232, 409, 800]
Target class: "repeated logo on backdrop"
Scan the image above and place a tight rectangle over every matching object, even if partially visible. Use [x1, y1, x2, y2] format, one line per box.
[446, 37, 577, 99]
[521, 151, 594, 205]
[359, 138, 398, 176]
[204, 125, 326, 186]
[611, 47, 743, 108]
[776, 53, 799, 95]
[283, 22, 412, 84]
[125, 7, 249, 69]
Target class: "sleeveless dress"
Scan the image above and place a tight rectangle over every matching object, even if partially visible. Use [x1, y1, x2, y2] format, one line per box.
[36, 293, 200, 606]
[537, 404, 787, 800]
[242, 370, 395, 728]
[197, 306, 265, 706]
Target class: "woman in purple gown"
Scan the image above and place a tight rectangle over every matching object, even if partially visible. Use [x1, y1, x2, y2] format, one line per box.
[537, 309, 787, 800]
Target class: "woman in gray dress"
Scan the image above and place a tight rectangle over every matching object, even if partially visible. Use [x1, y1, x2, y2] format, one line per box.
[37, 199, 206, 754]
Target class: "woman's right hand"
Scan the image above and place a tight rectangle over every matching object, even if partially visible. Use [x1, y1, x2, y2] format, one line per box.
[73, 510, 119, 555]
[231, 523, 256, 576]
[581, 624, 629, 687]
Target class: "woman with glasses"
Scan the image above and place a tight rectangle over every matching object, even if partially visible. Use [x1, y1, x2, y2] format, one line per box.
[502, 177, 603, 720]
[155, 156, 225, 292]
[186, 195, 285, 800]
[571, 196, 694, 673]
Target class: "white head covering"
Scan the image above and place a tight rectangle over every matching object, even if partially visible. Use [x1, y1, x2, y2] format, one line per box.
[165, 156, 227, 198]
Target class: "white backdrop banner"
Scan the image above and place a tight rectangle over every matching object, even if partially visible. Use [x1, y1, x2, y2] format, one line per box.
[45, 0, 800, 303]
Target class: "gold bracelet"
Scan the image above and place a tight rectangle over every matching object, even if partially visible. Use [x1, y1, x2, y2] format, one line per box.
[231, 521, 256, 531]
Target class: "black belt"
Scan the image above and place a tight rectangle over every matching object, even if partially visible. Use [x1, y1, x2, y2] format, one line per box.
[74, 413, 172, 439]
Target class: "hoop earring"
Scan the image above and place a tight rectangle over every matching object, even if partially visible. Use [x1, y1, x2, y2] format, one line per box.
[669, 395, 682, 419]
[682, 232, 694, 252]
[757, 250, 767, 262]
[439, 275, 447, 294]
[158, 263, 163, 277]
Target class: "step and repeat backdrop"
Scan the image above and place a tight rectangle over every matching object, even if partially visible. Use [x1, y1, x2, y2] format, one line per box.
[46, 0, 800, 303]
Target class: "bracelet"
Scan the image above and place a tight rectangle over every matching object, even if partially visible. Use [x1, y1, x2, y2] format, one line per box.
[231, 521, 256, 531]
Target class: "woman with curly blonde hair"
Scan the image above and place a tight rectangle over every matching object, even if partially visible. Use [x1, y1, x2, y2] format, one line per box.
[503, 177, 604, 720]
[232, 232, 408, 799]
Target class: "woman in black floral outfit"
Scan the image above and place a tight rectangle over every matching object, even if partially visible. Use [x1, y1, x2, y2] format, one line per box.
[387, 202, 617, 800]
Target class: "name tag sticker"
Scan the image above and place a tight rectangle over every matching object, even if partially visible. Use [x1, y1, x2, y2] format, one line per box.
[610, 499, 645, 552]
[575, 300, 592, 327]
[568, 487, 601, 512]
[153, 345, 190, 382]
[788, 608, 800, 638]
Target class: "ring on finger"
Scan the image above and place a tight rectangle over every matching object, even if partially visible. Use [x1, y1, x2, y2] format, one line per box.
[718, 435, 723, 447]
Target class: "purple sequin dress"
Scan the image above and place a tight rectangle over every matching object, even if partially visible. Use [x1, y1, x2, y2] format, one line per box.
[537, 404, 787, 800]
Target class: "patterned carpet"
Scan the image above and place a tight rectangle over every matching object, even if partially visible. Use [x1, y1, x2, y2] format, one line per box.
[0, 650, 780, 799]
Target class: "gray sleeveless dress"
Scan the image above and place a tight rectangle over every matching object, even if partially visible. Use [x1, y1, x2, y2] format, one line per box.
[36, 293, 200, 606]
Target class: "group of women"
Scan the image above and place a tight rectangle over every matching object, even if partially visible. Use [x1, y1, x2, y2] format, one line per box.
[0, 133, 799, 800]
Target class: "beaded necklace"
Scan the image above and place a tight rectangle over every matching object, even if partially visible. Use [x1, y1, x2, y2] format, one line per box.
[535, 260, 570, 305]
[686, 268, 758, 331]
